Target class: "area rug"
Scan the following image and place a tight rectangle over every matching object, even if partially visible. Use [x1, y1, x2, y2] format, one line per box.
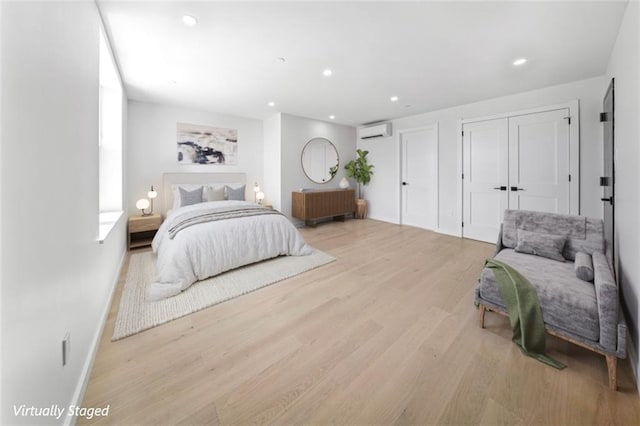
[112, 250, 335, 340]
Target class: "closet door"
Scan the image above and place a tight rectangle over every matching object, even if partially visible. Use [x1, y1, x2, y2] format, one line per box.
[462, 118, 509, 243]
[508, 109, 571, 214]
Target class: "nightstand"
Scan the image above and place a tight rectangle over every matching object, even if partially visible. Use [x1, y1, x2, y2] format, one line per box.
[128, 214, 162, 250]
[260, 203, 273, 210]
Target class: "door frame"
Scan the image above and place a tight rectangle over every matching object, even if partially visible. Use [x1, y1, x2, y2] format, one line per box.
[458, 100, 580, 239]
[398, 123, 439, 230]
[602, 78, 615, 268]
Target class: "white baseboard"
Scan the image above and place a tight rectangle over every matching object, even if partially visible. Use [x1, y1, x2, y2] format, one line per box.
[627, 329, 640, 396]
[64, 250, 125, 426]
[365, 214, 399, 225]
[435, 227, 462, 238]
[365, 216, 462, 238]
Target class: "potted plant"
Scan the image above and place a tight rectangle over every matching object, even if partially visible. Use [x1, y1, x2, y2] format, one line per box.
[344, 148, 374, 219]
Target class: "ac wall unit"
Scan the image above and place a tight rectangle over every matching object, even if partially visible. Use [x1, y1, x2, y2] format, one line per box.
[359, 123, 392, 139]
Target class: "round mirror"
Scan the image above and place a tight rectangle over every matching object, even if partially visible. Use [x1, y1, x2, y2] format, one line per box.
[301, 138, 339, 183]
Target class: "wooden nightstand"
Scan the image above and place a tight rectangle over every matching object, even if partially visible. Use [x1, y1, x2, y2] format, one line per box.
[128, 214, 162, 250]
[260, 203, 273, 210]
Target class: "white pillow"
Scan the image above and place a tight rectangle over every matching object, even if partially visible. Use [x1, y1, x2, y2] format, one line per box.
[204, 185, 225, 202]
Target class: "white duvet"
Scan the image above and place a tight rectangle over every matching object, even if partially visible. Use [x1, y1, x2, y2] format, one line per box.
[149, 200, 312, 300]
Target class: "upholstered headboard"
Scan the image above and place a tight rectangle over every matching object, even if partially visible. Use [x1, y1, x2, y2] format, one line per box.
[161, 172, 247, 217]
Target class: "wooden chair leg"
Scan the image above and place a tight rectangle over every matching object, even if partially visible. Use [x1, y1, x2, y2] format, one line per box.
[479, 304, 486, 328]
[606, 355, 617, 391]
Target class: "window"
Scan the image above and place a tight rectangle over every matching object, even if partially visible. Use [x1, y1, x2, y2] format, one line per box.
[98, 29, 123, 242]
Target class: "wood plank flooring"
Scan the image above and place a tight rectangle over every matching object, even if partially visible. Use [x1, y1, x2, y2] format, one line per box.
[80, 219, 640, 425]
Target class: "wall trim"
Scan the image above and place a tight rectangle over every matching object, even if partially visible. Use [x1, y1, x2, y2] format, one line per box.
[64, 248, 126, 426]
[459, 101, 579, 125]
[435, 227, 463, 238]
[627, 329, 640, 396]
[456, 119, 463, 237]
[366, 214, 400, 225]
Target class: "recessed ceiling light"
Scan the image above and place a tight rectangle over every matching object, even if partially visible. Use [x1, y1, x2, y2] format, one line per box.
[168, 80, 177, 85]
[390, 96, 399, 102]
[404, 104, 412, 108]
[513, 58, 528, 66]
[329, 115, 335, 120]
[277, 57, 286, 63]
[323, 69, 333, 77]
[182, 15, 198, 27]
[267, 101, 275, 107]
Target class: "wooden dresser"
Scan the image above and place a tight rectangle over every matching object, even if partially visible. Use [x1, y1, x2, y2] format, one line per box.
[291, 189, 355, 227]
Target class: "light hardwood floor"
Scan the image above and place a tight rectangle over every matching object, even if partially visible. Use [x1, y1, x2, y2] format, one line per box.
[80, 219, 640, 425]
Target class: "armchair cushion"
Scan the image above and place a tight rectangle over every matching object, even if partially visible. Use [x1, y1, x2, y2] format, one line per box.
[575, 252, 594, 282]
[479, 249, 599, 342]
[501, 210, 604, 261]
[592, 251, 618, 349]
[515, 229, 566, 262]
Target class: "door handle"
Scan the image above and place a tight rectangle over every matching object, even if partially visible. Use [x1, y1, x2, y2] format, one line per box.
[510, 186, 525, 191]
[601, 196, 613, 205]
[493, 186, 507, 191]
[402, 182, 408, 186]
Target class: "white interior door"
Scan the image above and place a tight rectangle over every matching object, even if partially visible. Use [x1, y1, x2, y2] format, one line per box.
[401, 126, 438, 230]
[508, 109, 571, 214]
[462, 118, 509, 242]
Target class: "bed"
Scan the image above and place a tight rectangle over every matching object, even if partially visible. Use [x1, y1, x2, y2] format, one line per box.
[148, 173, 312, 300]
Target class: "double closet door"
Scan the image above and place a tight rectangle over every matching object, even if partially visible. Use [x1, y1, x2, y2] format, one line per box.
[462, 108, 575, 243]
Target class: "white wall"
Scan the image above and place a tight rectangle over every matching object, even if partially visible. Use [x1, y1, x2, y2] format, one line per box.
[606, 0, 640, 389]
[280, 114, 357, 220]
[361, 76, 606, 235]
[127, 101, 263, 213]
[1, 2, 126, 424]
[0, 0, 4, 415]
[263, 113, 282, 210]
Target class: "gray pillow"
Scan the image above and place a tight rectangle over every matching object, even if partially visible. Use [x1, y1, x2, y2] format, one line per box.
[575, 251, 594, 282]
[178, 186, 203, 207]
[514, 229, 566, 262]
[226, 185, 246, 201]
[205, 186, 225, 202]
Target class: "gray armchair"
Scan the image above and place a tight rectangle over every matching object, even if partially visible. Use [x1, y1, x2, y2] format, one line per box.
[475, 210, 627, 390]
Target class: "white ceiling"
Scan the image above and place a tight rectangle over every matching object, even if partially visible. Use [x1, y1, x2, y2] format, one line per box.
[98, 1, 628, 126]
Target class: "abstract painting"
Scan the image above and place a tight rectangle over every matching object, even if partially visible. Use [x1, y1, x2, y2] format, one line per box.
[177, 122, 238, 165]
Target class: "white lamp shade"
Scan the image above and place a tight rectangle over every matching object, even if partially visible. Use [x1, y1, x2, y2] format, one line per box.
[256, 191, 265, 202]
[147, 189, 158, 199]
[136, 198, 150, 210]
[253, 185, 260, 193]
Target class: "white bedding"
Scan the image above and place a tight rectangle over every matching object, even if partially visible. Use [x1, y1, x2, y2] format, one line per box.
[149, 200, 312, 300]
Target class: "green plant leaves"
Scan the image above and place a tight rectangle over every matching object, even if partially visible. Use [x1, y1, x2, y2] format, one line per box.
[344, 149, 374, 198]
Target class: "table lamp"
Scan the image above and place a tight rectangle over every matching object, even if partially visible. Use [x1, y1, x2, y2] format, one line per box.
[136, 198, 151, 216]
[147, 185, 158, 214]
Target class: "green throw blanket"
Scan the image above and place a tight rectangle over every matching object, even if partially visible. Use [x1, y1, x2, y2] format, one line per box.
[484, 259, 565, 370]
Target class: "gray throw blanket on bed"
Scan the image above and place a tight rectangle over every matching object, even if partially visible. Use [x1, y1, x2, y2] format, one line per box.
[168, 205, 282, 239]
